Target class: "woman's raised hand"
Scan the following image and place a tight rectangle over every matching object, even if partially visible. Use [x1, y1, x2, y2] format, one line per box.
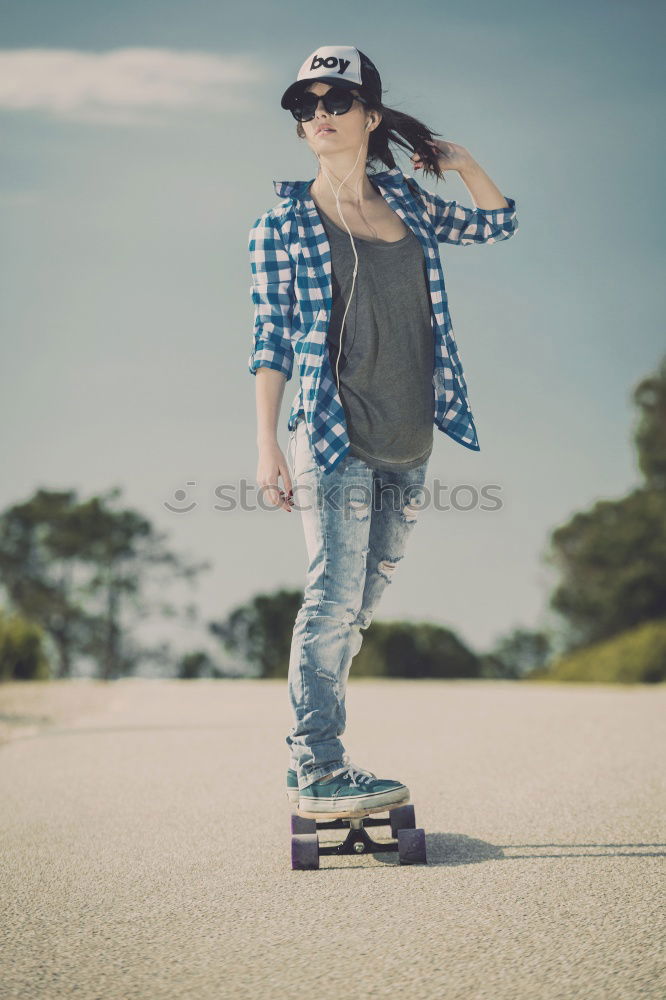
[411, 139, 474, 174]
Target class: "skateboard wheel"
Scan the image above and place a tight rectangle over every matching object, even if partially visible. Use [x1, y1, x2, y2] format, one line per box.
[389, 803, 416, 837]
[398, 827, 427, 865]
[291, 813, 317, 835]
[291, 833, 320, 870]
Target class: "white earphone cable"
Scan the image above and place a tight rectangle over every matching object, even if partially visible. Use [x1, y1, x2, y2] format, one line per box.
[314, 119, 372, 392]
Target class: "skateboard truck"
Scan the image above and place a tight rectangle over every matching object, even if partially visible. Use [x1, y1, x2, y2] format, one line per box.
[290, 803, 428, 870]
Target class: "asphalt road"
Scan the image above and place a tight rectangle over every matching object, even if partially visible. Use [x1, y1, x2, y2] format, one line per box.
[1, 678, 664, 1000]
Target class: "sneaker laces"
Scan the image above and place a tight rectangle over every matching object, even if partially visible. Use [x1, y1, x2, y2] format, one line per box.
[337, 754, 377, 787]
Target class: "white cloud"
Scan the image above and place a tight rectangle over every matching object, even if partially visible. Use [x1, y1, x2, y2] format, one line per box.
[0, 48, 266, 123]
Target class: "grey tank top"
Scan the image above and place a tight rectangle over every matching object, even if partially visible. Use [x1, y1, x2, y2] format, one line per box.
[317, 202, 435, 471]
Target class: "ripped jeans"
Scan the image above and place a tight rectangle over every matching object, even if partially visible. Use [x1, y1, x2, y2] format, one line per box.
[285, 416, 430, 791]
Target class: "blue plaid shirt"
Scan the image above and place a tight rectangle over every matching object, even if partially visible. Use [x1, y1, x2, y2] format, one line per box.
[248, 166, 518, 474]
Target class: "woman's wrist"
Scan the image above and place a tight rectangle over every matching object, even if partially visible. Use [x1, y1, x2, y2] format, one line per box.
[457, 158, 483, 180]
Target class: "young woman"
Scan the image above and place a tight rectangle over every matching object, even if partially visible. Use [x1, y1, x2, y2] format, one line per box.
[248, 46, 518, 818]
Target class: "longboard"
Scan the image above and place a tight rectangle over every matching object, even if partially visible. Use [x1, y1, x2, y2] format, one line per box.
[290, 802, 428, 869]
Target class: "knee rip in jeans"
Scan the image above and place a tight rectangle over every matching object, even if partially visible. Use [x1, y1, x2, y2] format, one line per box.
[348, 497, 370, 521]
[333, 606, 369, 640]
[378, 556, 403, 581]
[401, 500, 423, 524]
[355, 608, 373, 630]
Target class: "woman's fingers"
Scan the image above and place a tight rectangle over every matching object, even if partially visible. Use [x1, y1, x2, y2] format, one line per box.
[279, 463, 294, 513]
[264, 483, 292, 513]
[276, 492, 292, 512]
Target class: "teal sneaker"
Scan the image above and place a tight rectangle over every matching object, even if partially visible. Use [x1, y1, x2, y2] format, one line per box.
[297, 761, 410, 819]
[287, 753, 377, 806]
[286, 754, 375, 805]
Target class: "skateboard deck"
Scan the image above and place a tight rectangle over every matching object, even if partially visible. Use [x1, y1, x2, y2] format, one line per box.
[295, 793, 411, 822]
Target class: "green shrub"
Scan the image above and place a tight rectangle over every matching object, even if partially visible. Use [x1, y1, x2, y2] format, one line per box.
[0, 609, 51, 681]
[176, 650, 216, 679]
[547, 620, 666, 684]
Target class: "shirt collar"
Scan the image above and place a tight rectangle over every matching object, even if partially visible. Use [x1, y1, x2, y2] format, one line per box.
[272, 166, 405, 200]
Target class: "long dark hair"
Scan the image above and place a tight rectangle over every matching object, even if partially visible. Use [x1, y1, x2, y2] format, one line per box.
[296, 84, 449, 185]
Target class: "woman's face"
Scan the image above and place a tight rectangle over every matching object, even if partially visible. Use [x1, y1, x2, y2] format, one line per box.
[300, 81, 370, 152]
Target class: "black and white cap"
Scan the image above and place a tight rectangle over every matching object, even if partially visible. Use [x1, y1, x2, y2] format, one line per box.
[280, 45, 382, 110]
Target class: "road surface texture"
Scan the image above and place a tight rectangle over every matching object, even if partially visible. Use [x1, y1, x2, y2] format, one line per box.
[1, 677, 664, 1000]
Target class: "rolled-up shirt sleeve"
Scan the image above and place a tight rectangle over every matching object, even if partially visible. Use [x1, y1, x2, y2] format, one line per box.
[247, 212, 295, 381]
[409, 177, 519, 246]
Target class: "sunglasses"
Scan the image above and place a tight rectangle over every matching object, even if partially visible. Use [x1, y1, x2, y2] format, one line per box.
[286, 85, 370, 123]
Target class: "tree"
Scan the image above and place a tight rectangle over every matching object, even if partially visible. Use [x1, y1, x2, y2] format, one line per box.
[634, 354, 666, 490]
[0, 609, 50, 681]
[363, 620, 481, 679]
[543, 355, 666, 654]
[210, 589, 301, 678]
[0, 487, 210, 680]
[546, 489, 666, 650]
[0, 489, 97, 678]
[486, 627, 553, 679]
[210, 590, 484, 679]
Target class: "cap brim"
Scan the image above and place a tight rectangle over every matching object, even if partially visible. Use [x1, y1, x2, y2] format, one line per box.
[280, 77, 359, 110]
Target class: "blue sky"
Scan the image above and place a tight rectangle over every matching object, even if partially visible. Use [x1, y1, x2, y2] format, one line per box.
[1, 0, 664, 666]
